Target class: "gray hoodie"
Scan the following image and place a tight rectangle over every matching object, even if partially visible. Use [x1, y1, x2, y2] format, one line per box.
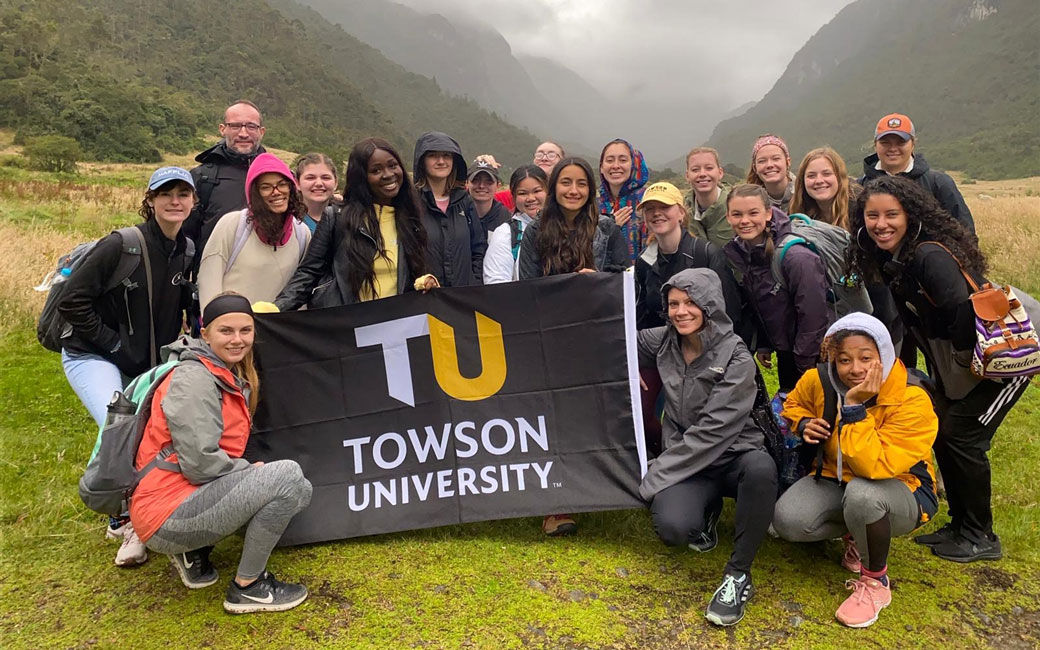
[159, 336, 252, 485]
[637, 268, 765, 499]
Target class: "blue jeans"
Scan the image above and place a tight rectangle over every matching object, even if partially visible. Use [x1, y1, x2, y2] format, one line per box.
[61, 349, 126, 429]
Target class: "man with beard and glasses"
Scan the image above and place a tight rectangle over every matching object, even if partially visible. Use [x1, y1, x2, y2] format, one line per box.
[184, 101, 268, 258]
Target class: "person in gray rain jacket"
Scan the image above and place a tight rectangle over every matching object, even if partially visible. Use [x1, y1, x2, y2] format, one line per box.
[637, 268, 777, 628]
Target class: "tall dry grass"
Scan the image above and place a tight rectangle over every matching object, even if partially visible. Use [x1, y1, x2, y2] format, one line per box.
[0, 223, 83, 335]
[0, 178, 140, 232]
[967, 193, 1040, 294]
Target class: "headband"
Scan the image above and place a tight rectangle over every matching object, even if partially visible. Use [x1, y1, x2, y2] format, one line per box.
[751, 135, 790, 163]
[203, 294, 254, 327]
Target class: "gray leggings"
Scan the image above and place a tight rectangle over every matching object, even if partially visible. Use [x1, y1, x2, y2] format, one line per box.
[146, 460, 312, 580]
[773, 475, 919, 569]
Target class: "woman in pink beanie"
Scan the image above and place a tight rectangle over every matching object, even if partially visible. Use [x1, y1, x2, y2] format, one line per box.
[197, 153, 311, 308]
[745, 134, 796, 213]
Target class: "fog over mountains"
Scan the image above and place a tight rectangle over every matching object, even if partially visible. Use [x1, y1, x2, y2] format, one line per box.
[297, 0, 852, 165]
[298, 0, 1036, 179]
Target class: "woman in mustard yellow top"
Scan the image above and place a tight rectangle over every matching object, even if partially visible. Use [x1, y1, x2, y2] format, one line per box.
[274, 138, 437, 310]
[773, 312, 938, 629]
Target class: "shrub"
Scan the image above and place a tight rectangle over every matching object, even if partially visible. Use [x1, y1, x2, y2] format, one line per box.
[23, 135, 82, 173]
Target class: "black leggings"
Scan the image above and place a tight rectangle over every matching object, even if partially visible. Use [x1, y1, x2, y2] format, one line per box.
[650, 449, 777, 576]
[934, 376, 1030, 541]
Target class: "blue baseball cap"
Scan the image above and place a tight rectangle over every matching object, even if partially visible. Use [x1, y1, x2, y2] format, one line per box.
[147, 166, 195, 191]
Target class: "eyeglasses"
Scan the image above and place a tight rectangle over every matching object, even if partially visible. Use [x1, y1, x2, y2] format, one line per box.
[534, 151, 561, 162]
[223, 122, 262, 134]
[258, 180, 291, 196]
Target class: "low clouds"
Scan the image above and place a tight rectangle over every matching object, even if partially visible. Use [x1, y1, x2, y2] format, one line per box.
[394, 0, 854, 109]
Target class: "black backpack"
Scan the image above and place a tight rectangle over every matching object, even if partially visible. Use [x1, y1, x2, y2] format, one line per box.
[752, 370, 814, 494]
[37, 227, 147, 353]
[36, 227, 195, 355]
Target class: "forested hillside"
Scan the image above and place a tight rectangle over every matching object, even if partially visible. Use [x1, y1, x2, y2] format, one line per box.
[0, 0, 539, 166]
[708, 0, 1039, 179]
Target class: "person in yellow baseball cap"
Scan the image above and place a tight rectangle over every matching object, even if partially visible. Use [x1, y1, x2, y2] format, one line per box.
[634, 180, 745, 462]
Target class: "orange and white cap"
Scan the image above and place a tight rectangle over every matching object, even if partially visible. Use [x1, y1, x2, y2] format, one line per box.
[875, 113, 915, 141]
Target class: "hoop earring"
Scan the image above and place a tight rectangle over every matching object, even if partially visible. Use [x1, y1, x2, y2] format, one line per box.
[911, 221, 923, 242]
[856, 227, 871, 252]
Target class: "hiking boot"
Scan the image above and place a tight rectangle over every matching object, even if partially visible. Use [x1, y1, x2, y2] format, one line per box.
[223, 571, 309, 614]
[835, 576, 891, 628]
[705, 572, 753, 626]
[841, 534, 862, 573]
[542, 514, 577, 537]
[914, 523, 958, 547]
[106, 518, 127, 542]
[689, 503, 721, 553]
[170, 547, 218, 589]
[114, 522, 148, 567]
[931, 533, 1002, 563]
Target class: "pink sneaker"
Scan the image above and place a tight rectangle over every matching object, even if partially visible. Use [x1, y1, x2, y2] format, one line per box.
[841, 534, 862, 573]
[835, 576, 891, 628]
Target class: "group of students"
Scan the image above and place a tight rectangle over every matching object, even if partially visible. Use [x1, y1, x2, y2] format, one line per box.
[53, 101, 1028, 626]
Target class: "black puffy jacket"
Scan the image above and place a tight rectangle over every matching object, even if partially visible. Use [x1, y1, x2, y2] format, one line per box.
[57, 219, 194, 376]
[860, 153, 975, 234]
[413, 132, 486, 287]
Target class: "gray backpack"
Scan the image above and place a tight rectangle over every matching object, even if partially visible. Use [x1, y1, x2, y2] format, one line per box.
[771, 213, 872, 318]
[78, 360, 183, 516]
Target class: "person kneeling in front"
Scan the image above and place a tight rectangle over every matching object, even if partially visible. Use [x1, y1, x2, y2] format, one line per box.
[638, 268, 778, 627]
[129, 293, 313, 613]
[773, 313, 938, 628]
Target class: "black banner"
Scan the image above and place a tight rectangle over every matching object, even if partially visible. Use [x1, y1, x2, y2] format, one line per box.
[250, 272, 647, 545]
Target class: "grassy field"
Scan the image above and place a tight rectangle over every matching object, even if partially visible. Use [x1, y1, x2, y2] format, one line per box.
[0, 151, 1038, 649]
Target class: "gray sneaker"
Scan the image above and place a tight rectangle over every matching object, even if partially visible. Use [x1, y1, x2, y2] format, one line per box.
[705, 572, 754, 626]
[170, 547, 218, 589]
[223, 571, 308, 614]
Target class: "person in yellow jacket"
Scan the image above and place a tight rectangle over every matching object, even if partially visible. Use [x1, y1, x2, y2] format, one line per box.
[773, 312, 938, 629]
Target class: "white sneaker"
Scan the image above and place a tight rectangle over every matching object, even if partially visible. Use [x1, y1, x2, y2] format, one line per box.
[106, 520, 127, 542]
[114, 523, 148, 567]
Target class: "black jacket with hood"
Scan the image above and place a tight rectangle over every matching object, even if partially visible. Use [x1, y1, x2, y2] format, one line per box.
[184, 141, 267, 256]
[274, 203, 421, 310]
[57, 219, 194, 376]
[413, 132, 486, 287]
[860, 153, 975, 234]
[635, 230, 742, 331]
[637, 268, 767, 499]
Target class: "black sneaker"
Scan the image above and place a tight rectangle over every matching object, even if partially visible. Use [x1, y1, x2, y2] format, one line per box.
[705, 572, 754, 626]
[914, 523, 958, 547]
[223, 571, 309, 614]
[689, 502, 721, 553]
[170, 547, 218, 589]
[931, 533, 1002, 563]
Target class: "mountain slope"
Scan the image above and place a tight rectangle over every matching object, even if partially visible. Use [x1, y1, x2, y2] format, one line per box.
[0, 0, 538, 165]
[708, 0, 1039, 179]
[294, 0, 586, 151]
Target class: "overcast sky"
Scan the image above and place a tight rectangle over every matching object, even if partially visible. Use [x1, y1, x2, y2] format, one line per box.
[393, 0, 857, 109]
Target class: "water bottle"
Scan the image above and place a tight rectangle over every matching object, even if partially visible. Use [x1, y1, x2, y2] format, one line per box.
[103, 392, 137, 429]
